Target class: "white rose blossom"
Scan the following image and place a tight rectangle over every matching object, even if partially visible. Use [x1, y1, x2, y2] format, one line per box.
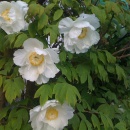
[0, 1, 28, 34]
[29, 100, 74, 130]
[13, 38, 60, 84]
[59, 13, 100, 54]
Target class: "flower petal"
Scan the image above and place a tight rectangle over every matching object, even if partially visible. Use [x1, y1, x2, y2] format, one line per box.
[45, 48, 59, 63]
[41, 100, 59, 111]
[23, 38, 44, 51]
[79, 13, 100, 29]
[44, 64, 59, 78]
[69, 27, 82, 38]
[19, 66, 39, 81]
[74, 20, 95, 30]
[59, 17, 74, 34]
[42, 123, 57, 130]
[13, 49, 27, 66]
[86, 28, 100, 45]
[36, 74, 49, 84]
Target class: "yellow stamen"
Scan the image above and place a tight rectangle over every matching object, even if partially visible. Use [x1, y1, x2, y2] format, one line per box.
[29, 52, 44, 66]
[78, 28, 87, 39]
[45, 108, 58, 120]
[1, 9, 11, 21]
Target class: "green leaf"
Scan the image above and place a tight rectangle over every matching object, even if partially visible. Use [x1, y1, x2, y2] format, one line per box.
[115, 64, 126, 80]
[76, 64, 94, 90]
[91, 6, 106, 23]
[105, 91, 118, 103]
[16, 109, 29, 124]
[91, 114, 100, 130]
[28, 21, 37, 37]
[84, 0, 91, 6]
[97, 63, 109, 82]
[0, 126, 4, 130]
[58, 63, 72, 82]
[78, 112, 92, 130]
[97, 51, 107, 64]
[45, 3, 55, 14]
[45, 27, 58, 43]
[105, 1, 122, 14]
[79, 120, 87, 130]
[71, 68, 78, 82]
[0, 107, 9, 120]
[0, 75, 3, 87]
[14, 33, 28, 48]
[0, 58, 6, 69]
[90, 52, 98, 65]
[105, 1, 113, 13]
[4, 59, 14, 73]
[53, 9, 63, 21]
[38, 13, 48, 30]
[98, 104, 115, 118]
[100, 113, 109, 130]
[63, 0, 73, 7]
[6, 108, 29, 130]
[4, 34, 17, 47]
[59, 51, 66, 62]
[70, 114, 80, 130]
[23, 0, 30, 3]
[3, 78, 25, 103]
[107, 64, 116, 74]
[104, 50, 116, 63]
[76, 103, 85, 112]
[53, 83, 81, 106]
[28, 3, 44, 17]
[85, 119, 93, 130]
[28, 3, 39, 16]
[34, 84, 53, 105]
[21, 124, 32, 130]
[76, 64, 90, 83]
[115, 121, 127, 130]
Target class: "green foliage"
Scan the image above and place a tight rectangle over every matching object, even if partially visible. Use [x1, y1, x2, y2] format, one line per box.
[53, 9, 63, 21]
[34, 84, 53, 105]
[53, 82, 81, 106]
[3, 77, 25, 103]
[0, 0, 130, 130]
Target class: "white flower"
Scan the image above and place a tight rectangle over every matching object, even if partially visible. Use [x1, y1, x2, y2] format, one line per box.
[0, 1, 28, 34]
[13, 38, 59, 84]
[29, 100, 74, 130]
[59, 13, 100, 54]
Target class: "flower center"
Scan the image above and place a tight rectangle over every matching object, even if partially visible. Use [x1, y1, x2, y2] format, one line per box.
[78, 28, 87, 39]
[29, 52, 44, 66]
[45, 107, 58, 120]
[1, 9, 11, 21]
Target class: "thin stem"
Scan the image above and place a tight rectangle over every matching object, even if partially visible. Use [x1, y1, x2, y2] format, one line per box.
[0, 87, 5, 110]
[115, 33, 130, 45]
[100, 13, 114, 39]
[116, 54, 130, 59]
[113, 46, 130, 55]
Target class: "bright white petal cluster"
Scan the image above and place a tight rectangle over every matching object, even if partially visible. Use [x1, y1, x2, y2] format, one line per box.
[0, 1, 28, 34]
[13, 38, 59, 84]
[29, 100, 74, 130]
[59, 13, 100, 54]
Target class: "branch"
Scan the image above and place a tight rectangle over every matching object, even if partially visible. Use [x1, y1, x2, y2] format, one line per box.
[113, 46, 130, 55]
[100, 13, 114, 39]
[116, 54, 130, 59]
[115, 33, 130, 45]
[0, 88, 5, 110]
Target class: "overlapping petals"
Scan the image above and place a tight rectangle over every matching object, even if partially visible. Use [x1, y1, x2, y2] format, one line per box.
[0, 1, 28, 34]
[29, 100, 74, 130]
[59, 13, 100, 54]
[13, 38, 60, 84]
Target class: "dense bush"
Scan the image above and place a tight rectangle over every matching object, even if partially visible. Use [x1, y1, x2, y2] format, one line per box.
[0, 0, 130, 130]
